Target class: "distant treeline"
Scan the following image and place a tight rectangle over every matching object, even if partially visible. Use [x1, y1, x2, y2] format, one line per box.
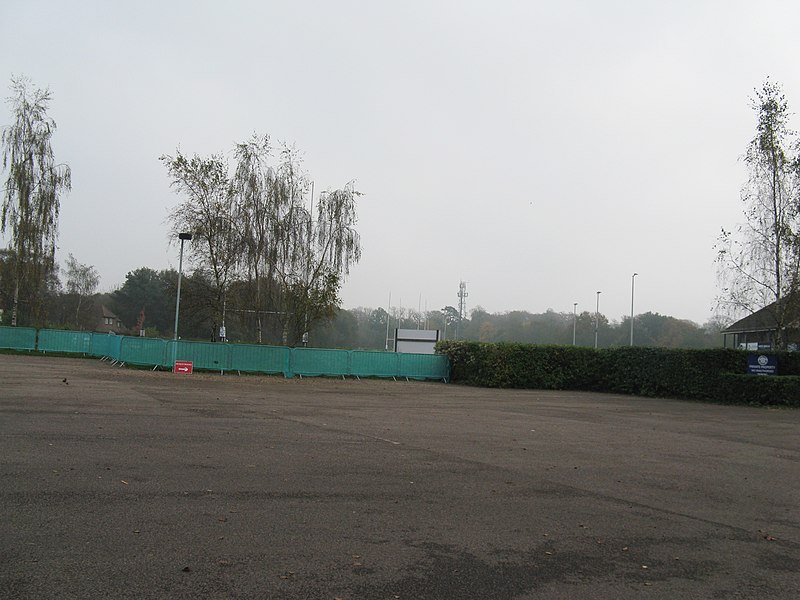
[311, 306, 724, 350]
[1, 260, 723, 349]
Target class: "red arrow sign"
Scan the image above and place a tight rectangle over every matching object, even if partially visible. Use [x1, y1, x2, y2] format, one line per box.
[173, 361, 193, 374]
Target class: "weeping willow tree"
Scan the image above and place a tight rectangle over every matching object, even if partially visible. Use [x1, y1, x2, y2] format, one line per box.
[285, 182, 361, 345]
[1, 76, 71, 326]
[163, 133, 362, 345]
[233, 139, 361, 345]
[231, 134, 276, 343]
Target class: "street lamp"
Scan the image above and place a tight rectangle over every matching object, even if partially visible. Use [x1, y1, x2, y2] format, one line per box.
[594, 291, 601, 349]
[173, 232, 192, 342]
[630, 272, 638, 346]
[572, 302, 578, 346]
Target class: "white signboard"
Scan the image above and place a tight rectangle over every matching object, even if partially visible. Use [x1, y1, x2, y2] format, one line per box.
[395, 328, 440, 354]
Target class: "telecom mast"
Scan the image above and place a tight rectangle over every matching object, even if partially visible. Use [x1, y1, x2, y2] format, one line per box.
[457, 281, 468, 339]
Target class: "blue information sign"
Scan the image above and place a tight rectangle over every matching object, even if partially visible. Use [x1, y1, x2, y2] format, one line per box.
[747, 354, 778, 376]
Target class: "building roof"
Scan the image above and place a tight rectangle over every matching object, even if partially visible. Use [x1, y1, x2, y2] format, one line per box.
[722, 295, 800, 334]
[101, 305, 120, 320]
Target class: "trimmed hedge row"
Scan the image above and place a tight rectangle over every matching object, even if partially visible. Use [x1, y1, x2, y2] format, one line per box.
[437, 341, 800, 407]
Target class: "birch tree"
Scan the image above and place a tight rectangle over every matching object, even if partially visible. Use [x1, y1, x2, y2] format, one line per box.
[230, 134, 276, 342]
[1, 76, 71, 326]
[65, 253, 99, 326]
[716, 79, 800, 348]
[161, 151, 237, 339]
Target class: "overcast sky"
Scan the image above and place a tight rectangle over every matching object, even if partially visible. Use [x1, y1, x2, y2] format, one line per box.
[2, 1, 799, 324]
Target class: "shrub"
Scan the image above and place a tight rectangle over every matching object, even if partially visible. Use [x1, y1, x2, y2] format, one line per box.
[436, 341, 797, 406]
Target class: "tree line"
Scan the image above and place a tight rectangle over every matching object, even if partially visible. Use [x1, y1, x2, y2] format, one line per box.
[0, 256, 724, 350]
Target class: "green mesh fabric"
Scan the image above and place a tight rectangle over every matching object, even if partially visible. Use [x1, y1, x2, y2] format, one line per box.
[89, 333, 122, 358]
[119, 337, 168, 366]
[398, 353, 450, 380]
[9, 327, 450, 381]
[351, 351, 401, 378]
[0, 326, 37, 350]
[228, 344, 288, 374]
[168, 340, 231, 371]
[291, 348, 351, 377]
[38, 330, 92, 354]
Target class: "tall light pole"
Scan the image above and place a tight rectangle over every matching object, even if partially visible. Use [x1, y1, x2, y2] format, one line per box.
[173, 232, 192, 343]
[385, 292, 391, 351]
[594, 291, 601, 349]
[572, 302, 578, 346]
[630, 272, 638, 346]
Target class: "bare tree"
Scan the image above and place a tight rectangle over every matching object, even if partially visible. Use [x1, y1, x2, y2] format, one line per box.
[1, 76, 71, 326]
[65, 253, 99, 326]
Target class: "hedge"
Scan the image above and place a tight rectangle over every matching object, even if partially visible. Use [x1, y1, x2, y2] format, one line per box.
[436, 341, 800, 407]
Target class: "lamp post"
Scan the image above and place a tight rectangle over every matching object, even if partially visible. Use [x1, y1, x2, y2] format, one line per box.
[594, 291, 601, 349]
[630, 272, 638, 346]
[572, 302, 578, 346]
[173, 232, 192, 343]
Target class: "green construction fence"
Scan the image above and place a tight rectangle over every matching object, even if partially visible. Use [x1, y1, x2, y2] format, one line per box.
[0, 326, 449, 381]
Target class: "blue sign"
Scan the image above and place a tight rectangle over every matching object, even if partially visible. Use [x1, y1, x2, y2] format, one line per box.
[747, 354, 778, 376]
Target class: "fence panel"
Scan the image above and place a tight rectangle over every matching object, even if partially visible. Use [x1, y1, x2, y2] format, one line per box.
[38, 329, 92, 354]
[228, 344, 288, 374]
[398, 353, 450, 381]
[168, 340, 232, 371]
[291, 347, 350, 377]
[119, 337, 167, 366]
[351, 351, 400, 378]
[90, 333, 122, 359]
[0, 326, 37, 351]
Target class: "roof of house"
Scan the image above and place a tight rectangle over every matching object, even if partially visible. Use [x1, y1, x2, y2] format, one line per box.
[101, 305, 120, 320]
[722, 295, 800, 334]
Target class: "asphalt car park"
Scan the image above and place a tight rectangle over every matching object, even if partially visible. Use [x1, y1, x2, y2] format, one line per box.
[1, 353, 798, 599]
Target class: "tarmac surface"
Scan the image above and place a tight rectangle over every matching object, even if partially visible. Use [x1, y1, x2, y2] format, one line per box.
[1, 353, 799, 599]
